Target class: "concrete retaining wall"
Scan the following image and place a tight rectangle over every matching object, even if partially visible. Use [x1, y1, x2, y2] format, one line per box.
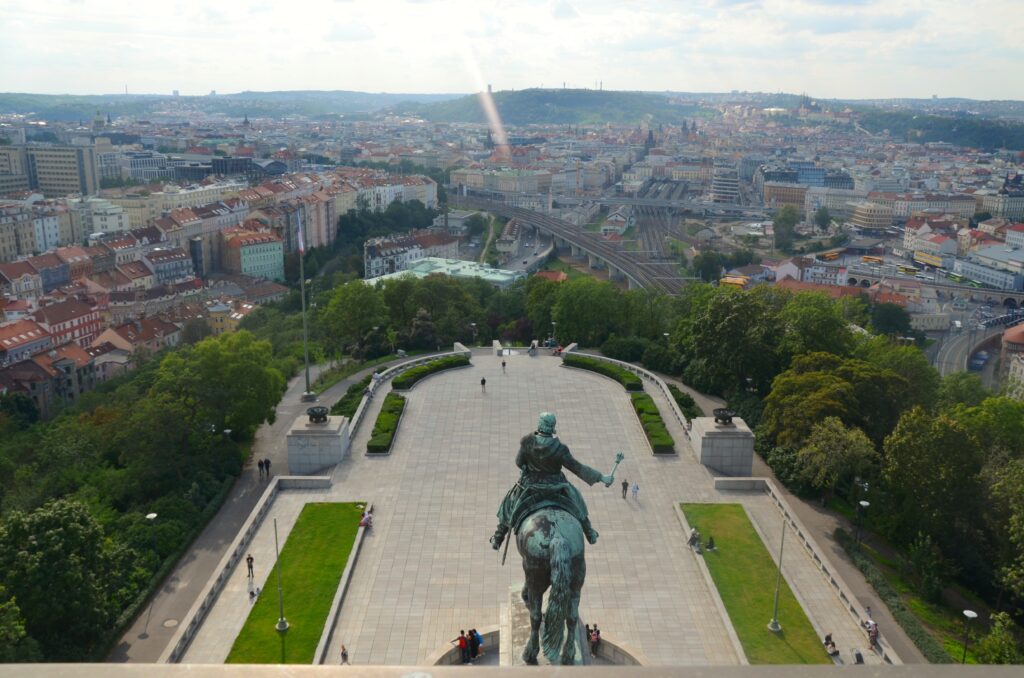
[314, 503, 372, 664]
[158, 476, 331, 663]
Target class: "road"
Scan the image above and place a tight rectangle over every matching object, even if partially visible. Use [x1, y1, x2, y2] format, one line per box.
[108, 358, 417, 662]
[933, 326, 1003, 376]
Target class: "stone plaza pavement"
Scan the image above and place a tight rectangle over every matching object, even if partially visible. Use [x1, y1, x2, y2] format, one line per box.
[183, 352, 883, 666]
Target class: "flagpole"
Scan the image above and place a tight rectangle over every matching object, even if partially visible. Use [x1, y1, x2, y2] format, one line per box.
[298, 215, 315, 402]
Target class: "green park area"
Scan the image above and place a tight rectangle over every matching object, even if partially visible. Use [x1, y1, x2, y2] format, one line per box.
[681, 503, 828, 665]
[226, 502, 363, 664]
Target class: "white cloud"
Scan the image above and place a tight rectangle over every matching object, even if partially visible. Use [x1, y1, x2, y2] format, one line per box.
[0, 0, 1021, 99]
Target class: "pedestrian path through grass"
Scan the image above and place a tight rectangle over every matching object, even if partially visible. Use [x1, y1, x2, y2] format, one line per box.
[681, 503, 829, 664]
[226, 502, 363, 664]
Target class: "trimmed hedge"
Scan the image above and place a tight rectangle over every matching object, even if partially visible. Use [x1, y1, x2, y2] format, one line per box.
[391, 355, 470, 390]
[331, 375, 371, 418]
[367, 393, 406, 454]
[563, 354, 643, 391]
[833, 527, 952, 663]
[630, 392, 675, 454]
[667, 383, 703, 420]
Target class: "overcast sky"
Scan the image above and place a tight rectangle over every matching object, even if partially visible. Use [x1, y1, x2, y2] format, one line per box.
[1, 0, 1021, 100]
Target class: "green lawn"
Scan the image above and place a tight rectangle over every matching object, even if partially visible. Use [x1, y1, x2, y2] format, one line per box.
[541, 259, 588, 280]
[681, 503, 829, 665]
[226, 502, 364, 664]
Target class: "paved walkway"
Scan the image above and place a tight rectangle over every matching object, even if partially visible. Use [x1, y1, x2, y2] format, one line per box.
[109, 358, 412, 663]
[180, 352, 882, 666]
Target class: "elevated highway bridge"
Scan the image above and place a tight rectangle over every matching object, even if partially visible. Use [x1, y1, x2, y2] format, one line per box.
[454, 197, 692, 295]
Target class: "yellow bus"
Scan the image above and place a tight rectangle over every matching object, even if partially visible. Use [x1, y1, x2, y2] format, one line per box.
[819, 251, 840, 261]
[899, 265, 919, 275]
[719, 275, 749, 290]
[861, 255, 883, 265]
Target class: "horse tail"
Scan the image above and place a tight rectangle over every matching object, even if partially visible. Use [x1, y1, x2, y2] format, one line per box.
[542, 533, 572, 663]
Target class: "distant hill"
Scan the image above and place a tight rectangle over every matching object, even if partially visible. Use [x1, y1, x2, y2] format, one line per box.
[392, 88, 708, 125]
[0, 90, 464, 121]
[857, 109, 1024, 150]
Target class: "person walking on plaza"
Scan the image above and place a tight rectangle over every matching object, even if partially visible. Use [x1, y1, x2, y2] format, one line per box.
[621, 478, 629, 499]
[340, 644, 349, 664]
[501, 360, 506, 374]
[257, 459, 264, 479]
[480, 377, 487, 393]
[246, 553, 254, 578]
[631, 481, 640, 500]
[264, 458, 271, 478]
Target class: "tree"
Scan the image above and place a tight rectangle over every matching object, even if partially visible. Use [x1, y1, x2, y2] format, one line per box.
[0, 499, 141, 659]
[691, 251, 725, 281]
[882, 408, 984, 568]
[814, 207, 832, 232]
[870, 302, 911, 336]
[856, 336, 940, 410]
[988, 458, 1024, 601]
[937, 372, 989, 410]
[0, 393, 39, 432]
[321, 281, 388, 352]
[973, 612, 1022, 664]
[797, 417, 879, 503]
[778, 292, 853, 362]
[151, 331, 285, 440]
[773, 205, 800, 251]
[0, 585, 39, 662]
[180, 318, 212, 345]
[552, 277, 626, 346]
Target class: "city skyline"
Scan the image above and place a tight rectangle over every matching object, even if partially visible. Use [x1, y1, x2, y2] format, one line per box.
[2, 0, 1023, 101]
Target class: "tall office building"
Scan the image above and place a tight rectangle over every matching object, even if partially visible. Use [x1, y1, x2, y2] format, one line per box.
[25, 145, 100, 197]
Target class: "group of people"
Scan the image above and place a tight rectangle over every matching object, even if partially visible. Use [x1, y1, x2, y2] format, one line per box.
[823, 633, 840, 658]
[256, 458, 273, 480]
[619, 479, 640, 500]
[359, 507, 374, 528]
[451, 629, 485, 664]
[687, 527, 715, 553]
[585, 624, 601, 655]
[862, 617, 880, 647]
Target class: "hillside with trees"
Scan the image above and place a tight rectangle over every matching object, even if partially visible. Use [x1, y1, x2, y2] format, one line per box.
[858, 109, 1024, 150]
[394, 88, 708, 125]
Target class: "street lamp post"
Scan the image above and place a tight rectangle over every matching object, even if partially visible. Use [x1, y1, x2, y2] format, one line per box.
[273, 518, 288, 632]
[856, 500, 870, 547]
[663, 332, 670, 345]
[961, 609, 978, 663]
[141, 512, 158, 638]
[470, 322, 477, 346]
[768, 520, 787, 633]
[551, 321, 557, 345]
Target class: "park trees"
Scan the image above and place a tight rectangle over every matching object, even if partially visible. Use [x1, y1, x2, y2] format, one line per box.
[814, 207, 832, 232]
[882, 408, 986, 583]
[773, 204, 800, 251]
[796, 417, 879, 503]
[552, 277, 626, 347]
[778, 291, 853, 361]
[321, 280, 389, 353]
[0, 499, 144, 659]
[870, 302, 912, 337]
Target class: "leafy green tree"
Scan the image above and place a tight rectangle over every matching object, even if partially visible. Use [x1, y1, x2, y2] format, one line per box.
[552, 277, 626, 346]
[937, 372, 989, 410]
[952, 396, 1024, 458]
[691, 251, 725, 281]
[680, 288, 782, 395]
[321, 281, 388, 352]
[796, 417, 879, 503]
[882, 408, 984, 563]
[814, 206, 832, 232]
[973, 612, 1022, 664]
[0, 499, 142, 659]
[0, 585, 40, 662]
[0, 392, 39, 432]
[855, 336, 940, 410]
[988, 458, 1024, 601]
[773, 205, 800, 251]
[180, 318, 212, 345]
[778, 292, 853, 361]
[151, 331, 285, 440]
[870, 302, 912, 336]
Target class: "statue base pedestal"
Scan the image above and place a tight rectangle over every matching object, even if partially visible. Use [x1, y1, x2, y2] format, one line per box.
[286, 415, 349, 475]
[691, 416, 754, 476]
[501, 586, 587, 666]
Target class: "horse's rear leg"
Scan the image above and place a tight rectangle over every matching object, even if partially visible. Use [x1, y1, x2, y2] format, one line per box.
[522, 583, 544, 665]
[560, 590, 582, 664]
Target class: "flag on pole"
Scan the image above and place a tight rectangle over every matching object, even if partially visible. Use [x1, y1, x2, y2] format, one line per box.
[296, 217, 305, 254]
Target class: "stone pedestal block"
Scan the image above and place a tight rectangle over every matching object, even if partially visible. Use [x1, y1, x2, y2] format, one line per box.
[691, 416, 754, 477]
[286, 414, 349, 475]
